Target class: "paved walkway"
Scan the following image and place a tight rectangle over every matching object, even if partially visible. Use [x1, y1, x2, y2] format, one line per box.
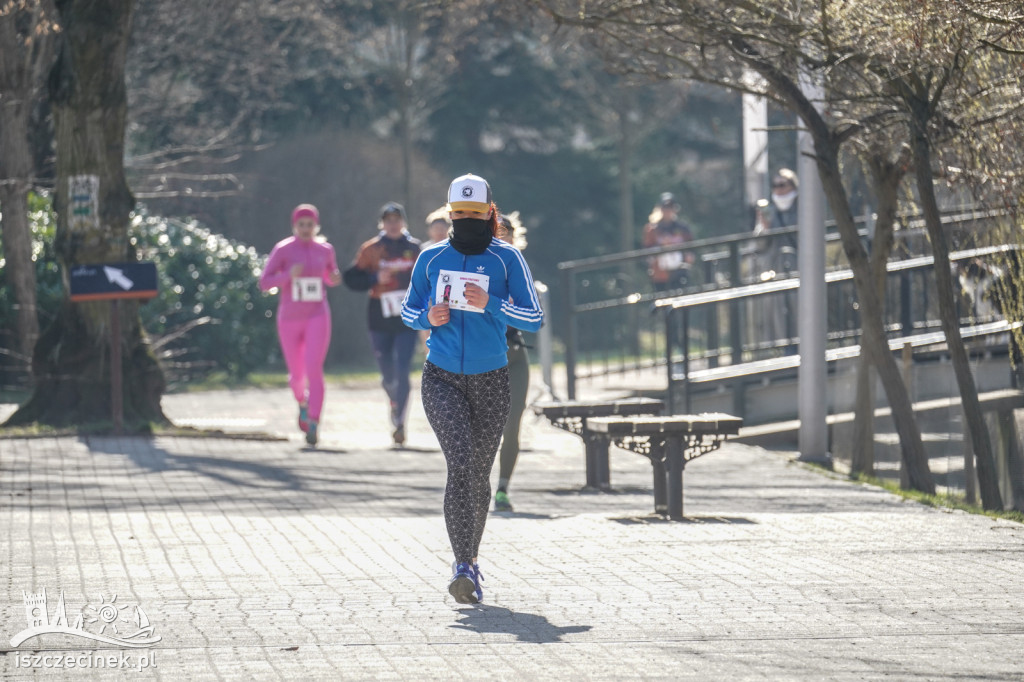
[2, 382, 1024, 680]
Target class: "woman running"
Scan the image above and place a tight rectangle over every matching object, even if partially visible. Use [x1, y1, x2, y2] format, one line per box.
[401, 174, 543, 604]
[259, 203, 341, 446]
[493, 212, 531, 513]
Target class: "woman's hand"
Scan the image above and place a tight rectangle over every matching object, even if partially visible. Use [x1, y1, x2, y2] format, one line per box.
[463, 283, 489, 309]
[428, 302, 451, 326]
[328, 270, 342, 286]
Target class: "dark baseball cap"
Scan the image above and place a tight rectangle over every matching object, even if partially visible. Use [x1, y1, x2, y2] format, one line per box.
[380, 201, 406, 221]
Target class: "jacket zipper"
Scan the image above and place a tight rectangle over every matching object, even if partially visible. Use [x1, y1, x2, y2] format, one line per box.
[460, 254, 467, 374]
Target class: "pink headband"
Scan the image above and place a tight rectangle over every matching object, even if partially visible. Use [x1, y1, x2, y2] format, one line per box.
[291, 204, 320, 225]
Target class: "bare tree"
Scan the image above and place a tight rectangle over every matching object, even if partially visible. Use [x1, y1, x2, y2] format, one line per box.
[0, 0, 56, 367]
[7, 0, 166, 429]
[884, 2, 1024, 508]
[529, 0, 938, 492]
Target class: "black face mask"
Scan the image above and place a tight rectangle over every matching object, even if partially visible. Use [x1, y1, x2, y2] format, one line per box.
[449, 217, 492, 255]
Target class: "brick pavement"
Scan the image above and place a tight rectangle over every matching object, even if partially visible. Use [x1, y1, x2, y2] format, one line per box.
[2, 381, 1024, 680]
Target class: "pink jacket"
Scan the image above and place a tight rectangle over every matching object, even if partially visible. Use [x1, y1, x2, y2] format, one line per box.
[259, 236, 340, 320]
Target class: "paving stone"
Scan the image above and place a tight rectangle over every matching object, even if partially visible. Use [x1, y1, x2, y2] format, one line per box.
[1, 382, 1023, 679]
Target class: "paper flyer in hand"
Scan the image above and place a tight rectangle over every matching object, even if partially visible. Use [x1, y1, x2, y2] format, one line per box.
[436, 269, 489, 313]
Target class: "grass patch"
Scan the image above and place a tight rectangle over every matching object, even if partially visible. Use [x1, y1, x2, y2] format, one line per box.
[849, 471, 1024, 524]
[165, 368, 387, 393]
[0, 420, 150, 438]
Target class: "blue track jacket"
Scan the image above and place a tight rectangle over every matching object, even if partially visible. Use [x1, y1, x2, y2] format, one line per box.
[401, 238, 544, 375]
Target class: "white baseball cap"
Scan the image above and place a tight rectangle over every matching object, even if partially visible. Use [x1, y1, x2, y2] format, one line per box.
[447, 173, 492, 214]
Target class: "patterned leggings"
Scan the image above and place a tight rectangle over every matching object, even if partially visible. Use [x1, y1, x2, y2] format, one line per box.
[421, 361, 510, 564]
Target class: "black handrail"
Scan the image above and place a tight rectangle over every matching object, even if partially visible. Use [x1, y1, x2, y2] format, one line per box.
[660, 243, 1022, 413]
[558, 206, 1014, 399]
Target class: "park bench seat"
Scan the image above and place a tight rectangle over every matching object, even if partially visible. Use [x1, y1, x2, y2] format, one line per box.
[587, 413, 743, 520]
[532, 397, 665, 489]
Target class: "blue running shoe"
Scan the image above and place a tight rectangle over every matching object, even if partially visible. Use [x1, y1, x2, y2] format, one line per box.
[305, 420, 318, 446]
[448, 562, 479, 604]
[471, 563, 485, 602]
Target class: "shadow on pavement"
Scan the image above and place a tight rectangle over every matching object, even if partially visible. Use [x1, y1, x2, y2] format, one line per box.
[52, 436, 444, 516]
[450, 605, 592, 642]
[489, 511, 562, 520]
[545, 485, 654, 496]
[609, 514, 757, 525]
[301, 445, 348, 454]
[390, 445, 439, 453]
[83, 435, 306, 492]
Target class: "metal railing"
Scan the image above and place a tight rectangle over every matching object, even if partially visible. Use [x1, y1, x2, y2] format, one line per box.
[657, 244, 1022, 413]
[558, 207, 1013, 399]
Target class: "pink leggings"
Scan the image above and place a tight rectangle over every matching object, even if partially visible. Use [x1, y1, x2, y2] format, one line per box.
[276, 313, 331, 421]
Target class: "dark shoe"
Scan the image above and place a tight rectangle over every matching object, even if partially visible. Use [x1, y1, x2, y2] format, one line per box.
[305, 421, 318, 446]
[392, 425, 405, 446]
[494, 490, 513, 512]
[448, 562, 479, 604]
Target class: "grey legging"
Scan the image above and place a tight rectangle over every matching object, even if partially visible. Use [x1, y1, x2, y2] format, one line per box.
[498, 344, 529, 484]
[421, 361, 511, 563]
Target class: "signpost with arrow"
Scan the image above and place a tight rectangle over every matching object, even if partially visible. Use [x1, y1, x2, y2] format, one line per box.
[69, 262, 158, 302]
[69, 261, 159, 434]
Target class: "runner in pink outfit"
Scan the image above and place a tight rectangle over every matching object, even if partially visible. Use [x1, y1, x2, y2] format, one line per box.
[258, 204, 342, 445]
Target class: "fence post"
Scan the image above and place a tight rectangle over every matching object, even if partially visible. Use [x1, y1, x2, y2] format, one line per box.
[665, 306, 676, 414]
[729, 241, 742, 366]
[900, 271, 913, 335]
[534, 281, 557, 400]
[561, 266, 577, 400]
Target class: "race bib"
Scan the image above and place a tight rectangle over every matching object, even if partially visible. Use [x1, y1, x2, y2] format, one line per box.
[656, 252, 684, 271]
[380, 289, 406, 318]
[437, 269, 490, 313]
[292, 277, 324, 302]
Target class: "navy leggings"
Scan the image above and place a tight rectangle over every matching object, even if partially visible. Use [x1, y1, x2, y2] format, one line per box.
[421, 361, 510, 563]
[369, 329, 418, 427]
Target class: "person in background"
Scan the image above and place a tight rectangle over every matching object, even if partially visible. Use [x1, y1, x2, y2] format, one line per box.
[343, 202, 421, 446]
[493, 211, 530, 513]
[753, 168, 799, 276]
[258, 203, 342, 446]
[643, 192, 694, 291]
[418, 208, 453, 352]
[401, 173, 543, 604]
[421, 207, 451, 249]
[753, 169, 800, 352]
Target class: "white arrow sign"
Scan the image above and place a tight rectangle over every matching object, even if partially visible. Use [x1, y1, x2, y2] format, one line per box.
[103, 266, 134, 290]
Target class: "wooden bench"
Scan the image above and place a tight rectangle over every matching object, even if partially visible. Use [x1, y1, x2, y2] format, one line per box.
[532, 398, 664, 490]
[587, 413, 743, 520]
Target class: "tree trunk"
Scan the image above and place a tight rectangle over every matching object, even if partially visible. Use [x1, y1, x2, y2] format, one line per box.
[851, 156, 904, 476]
[909, 114, 1002, 509]
[617, 102, 635, 253]
[814, 143, 933, 493]
[6, 0, 166, 430]
[0, 6, 45, 371]
[760, 65, 936, 493]
[0, 176, 39, 365]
